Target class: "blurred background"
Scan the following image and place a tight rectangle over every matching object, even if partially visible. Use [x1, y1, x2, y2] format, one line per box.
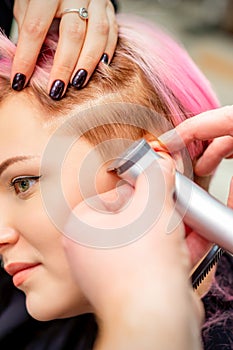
[118, 0, 233, 203]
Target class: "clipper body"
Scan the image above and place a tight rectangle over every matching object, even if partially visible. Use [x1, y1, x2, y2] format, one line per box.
[108, 139, 233, 254]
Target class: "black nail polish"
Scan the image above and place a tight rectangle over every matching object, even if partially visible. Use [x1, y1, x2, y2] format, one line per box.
[49, 80, 65, 100]
[72, 69, 87, 89]
[12, 73, 26, 91]
[101, 53, 109, 64]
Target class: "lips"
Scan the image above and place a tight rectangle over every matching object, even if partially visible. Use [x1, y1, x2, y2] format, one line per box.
[5, 262, 41, 287]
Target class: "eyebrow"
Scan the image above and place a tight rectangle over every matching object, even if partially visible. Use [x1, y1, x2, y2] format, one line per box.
[0, 156, 39, 177]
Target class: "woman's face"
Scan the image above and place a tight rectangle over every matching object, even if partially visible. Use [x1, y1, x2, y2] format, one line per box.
[0, 95, 117, 321]
[0, 94, 213, 322]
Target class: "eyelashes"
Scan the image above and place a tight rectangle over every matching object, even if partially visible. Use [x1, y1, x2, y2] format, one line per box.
[9, 175, 42, 198]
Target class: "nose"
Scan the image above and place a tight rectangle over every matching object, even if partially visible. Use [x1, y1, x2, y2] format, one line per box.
[0, 227, 19, 252]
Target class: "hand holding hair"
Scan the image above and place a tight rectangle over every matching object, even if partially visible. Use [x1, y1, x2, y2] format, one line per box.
[11, 0, 118, 100]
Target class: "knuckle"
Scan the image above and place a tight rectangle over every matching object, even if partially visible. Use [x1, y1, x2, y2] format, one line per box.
[81, 53, 96, 67]
[93, 19, 109, 36]
[23, 18, 47, 38]
[53, 62, 73, 77]
[66, 21, 85, 40]
[14, 54, 32, 69]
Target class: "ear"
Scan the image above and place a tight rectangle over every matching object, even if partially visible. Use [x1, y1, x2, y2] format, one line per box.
[144, 133, 185, 174]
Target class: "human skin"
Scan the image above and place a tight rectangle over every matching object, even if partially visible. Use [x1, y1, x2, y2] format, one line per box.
[12, 0, 118, 98]
[0, 94, 116, 320]
[159, 105, 233, 176]
[0, 94, 214, 322]
[63, 159, 204, 350]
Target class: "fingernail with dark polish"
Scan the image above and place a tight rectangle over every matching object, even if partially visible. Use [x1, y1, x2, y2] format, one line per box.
[49, 80, 65, 100]
[101, 53, 109, 64]
[72, 69, 87, 89]
[12, 73, 26, 91]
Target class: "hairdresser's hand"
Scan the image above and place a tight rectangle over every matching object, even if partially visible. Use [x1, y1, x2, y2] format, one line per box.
[159, 105, 233, 176]
[63, 157, 204, 350]
[12, 0, 117, 99]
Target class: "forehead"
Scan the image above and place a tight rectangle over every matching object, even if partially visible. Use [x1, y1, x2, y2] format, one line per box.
[0, 94, 50, 160]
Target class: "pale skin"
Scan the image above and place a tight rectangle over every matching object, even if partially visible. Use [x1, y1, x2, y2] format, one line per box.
[0, 95, 92, 320]
[64, 173, 233, 350]
[63, 161, 204, 350]
[0, 95, 232, 349]
[12, 0, 118, 97]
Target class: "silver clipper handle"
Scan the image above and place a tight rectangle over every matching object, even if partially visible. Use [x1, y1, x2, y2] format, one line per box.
[108, 139, 233, 254]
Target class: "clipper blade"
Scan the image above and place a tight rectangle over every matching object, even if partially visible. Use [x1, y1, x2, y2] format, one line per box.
[191, 245, 224, 290]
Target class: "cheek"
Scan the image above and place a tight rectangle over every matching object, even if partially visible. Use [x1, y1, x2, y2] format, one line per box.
[14, 197, 63, 253]
[61, 151, 95, 210]
[61, 165, 84, 214]
[16, 203, 75, 283]
[62, 236, 79, 273]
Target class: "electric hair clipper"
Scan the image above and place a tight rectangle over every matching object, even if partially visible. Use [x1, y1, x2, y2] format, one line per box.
[107, 139, 233, 255]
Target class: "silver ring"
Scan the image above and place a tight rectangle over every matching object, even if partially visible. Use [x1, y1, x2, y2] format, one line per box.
[61, 7, 88, 20]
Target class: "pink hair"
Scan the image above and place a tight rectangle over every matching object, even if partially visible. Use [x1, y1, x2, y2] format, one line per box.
[0, 14, 230, 348]
[0, 14, 220, 161]
[116, 14, 220, 158]
[117, 15, 219, 116]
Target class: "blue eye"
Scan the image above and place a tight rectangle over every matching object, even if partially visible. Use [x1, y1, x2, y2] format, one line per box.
[11, 176, 41, 196]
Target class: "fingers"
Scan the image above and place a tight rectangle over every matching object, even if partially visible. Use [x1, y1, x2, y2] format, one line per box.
[70, 0, 118, 91]
[101, 1, 118, 64]
[56, 0, 108, 92]
[195, 136, 233, 176]
[11, 0, 118, 100]
[48, 2, 89, 99]
[49, 0, 118, 99]
[11, 0, 58, 91]
[158, 105, 233, 152]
